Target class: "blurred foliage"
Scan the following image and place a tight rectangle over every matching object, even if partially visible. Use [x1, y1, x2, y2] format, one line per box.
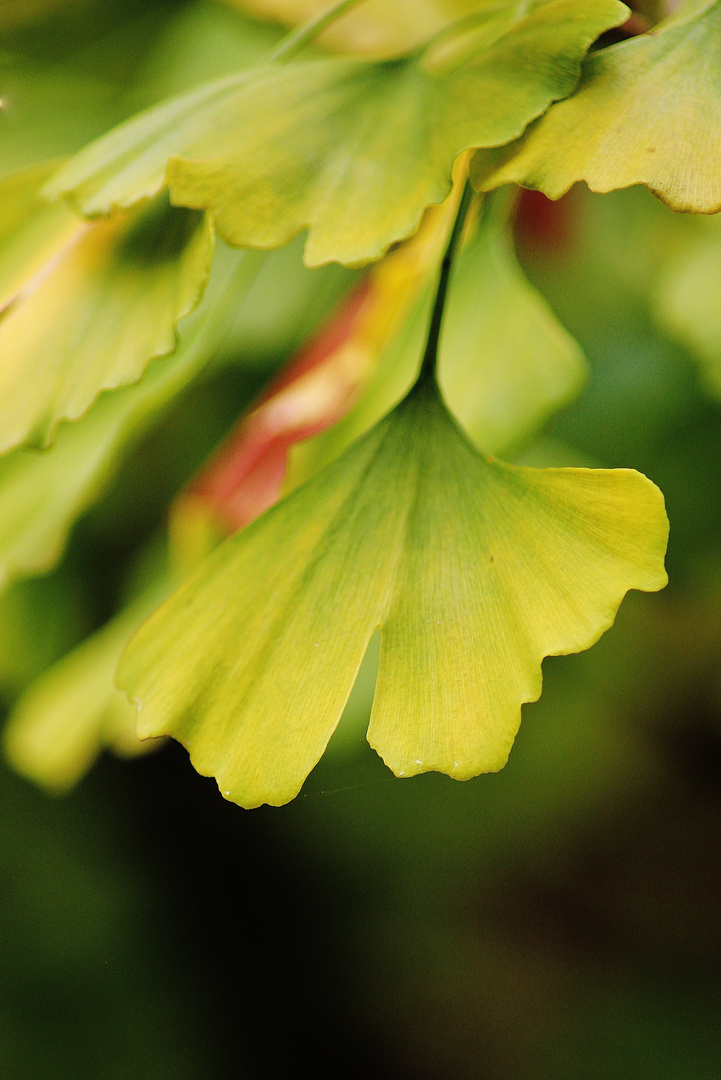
[45, 0, 625, 266]
[1, 1, 721, 1078]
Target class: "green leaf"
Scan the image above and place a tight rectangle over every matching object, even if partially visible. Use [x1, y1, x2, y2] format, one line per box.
[0, 161, 80, 311]
[118, 380, 668, 809]
[655, 218, 721, 395]
[0, 244, 265, 592]
[471, 0, 721, 213]
[4, 572, 169, 793]
[0, 164, 213, 452]
[225, 0, 494, 57]
[0, 570, 87, 701]
[440, 192, 587, 454]
[46, 0, 628, 266]
[288, 190, 586, 488]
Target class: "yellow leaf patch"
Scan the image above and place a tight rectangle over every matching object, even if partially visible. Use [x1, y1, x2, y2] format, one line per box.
[0, 165, 213, 452]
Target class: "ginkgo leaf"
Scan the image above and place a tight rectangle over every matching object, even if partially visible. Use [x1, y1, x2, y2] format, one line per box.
[46, 0, 628, 267]
[655, 218, 721, 395]
[0, 245, 265, 593]
[118, 379, 668, 810]
[3, 573, 170, 793]
[471, 0, 721, 214]
[0, 165, 213, 452]
[287, 189, 586, 488]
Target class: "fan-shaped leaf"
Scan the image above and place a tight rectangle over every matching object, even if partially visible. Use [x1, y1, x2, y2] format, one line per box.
[119, 380, 667, 809]
[471, 0, 721, 213]
[46, 0, 628, 266]
[0, 165, 213, 452]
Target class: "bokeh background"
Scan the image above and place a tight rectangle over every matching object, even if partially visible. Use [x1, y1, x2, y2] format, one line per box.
[2, 2, 721, 1077]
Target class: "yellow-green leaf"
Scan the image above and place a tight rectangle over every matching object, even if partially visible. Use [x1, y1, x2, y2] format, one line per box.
[224, 0, 488, 57]
[0, 162, 81, 313]
[118, 380, 668, 809]
[46, 0, 628, 267]
[440, 192, 587, 453]
[287, 190, 586, 488]
[0, 571, 86, 701]
[655, 217, 721, 394]
[0, 164, 213, 452]
[0, 245, 265, 593]
[4, 575, 169, 793]
[471, 0, 721, 213]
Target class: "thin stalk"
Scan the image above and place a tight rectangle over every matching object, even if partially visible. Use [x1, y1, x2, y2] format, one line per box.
[267, 0, 369, 64]
[416, 179, 475, 386]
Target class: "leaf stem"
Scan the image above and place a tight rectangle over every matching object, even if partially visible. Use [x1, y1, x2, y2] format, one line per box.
[267, 0, 369, 63]
[417, 179, 475, 386]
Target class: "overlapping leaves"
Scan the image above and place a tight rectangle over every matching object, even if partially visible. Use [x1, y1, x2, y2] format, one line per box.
[0, 0, 677, 813]
[119, 380, 668, 809]
[0, 163, 213, 452]
[0, 244, 263, 592]
[288, 188, 587, 489]
[471, 0, 721, 213]
[46, 0, 627, 266]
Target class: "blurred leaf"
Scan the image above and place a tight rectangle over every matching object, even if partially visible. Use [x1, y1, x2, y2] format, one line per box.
[0, 570, 87, 700]
[0, 165, 213, 452]
[221, 232, 359, 362]
[0, 161, 80, 309]
[288, 188, 587, 487]
[178, 175, 585, 536]
[46, 0, 628, 266]
[655, 217, 721, 395]
[224, 0, 490, 57]
[0, 244, 265, 592]
[471, 0, 721, 213]
[4, 571, 169, 793]
[440, 190, 587, 453]
[259, 181, 463, 506]
[119, 380, 667, 809]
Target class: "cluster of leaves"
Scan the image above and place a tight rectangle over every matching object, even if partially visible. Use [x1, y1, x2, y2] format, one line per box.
[3, 0, 719, 809]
